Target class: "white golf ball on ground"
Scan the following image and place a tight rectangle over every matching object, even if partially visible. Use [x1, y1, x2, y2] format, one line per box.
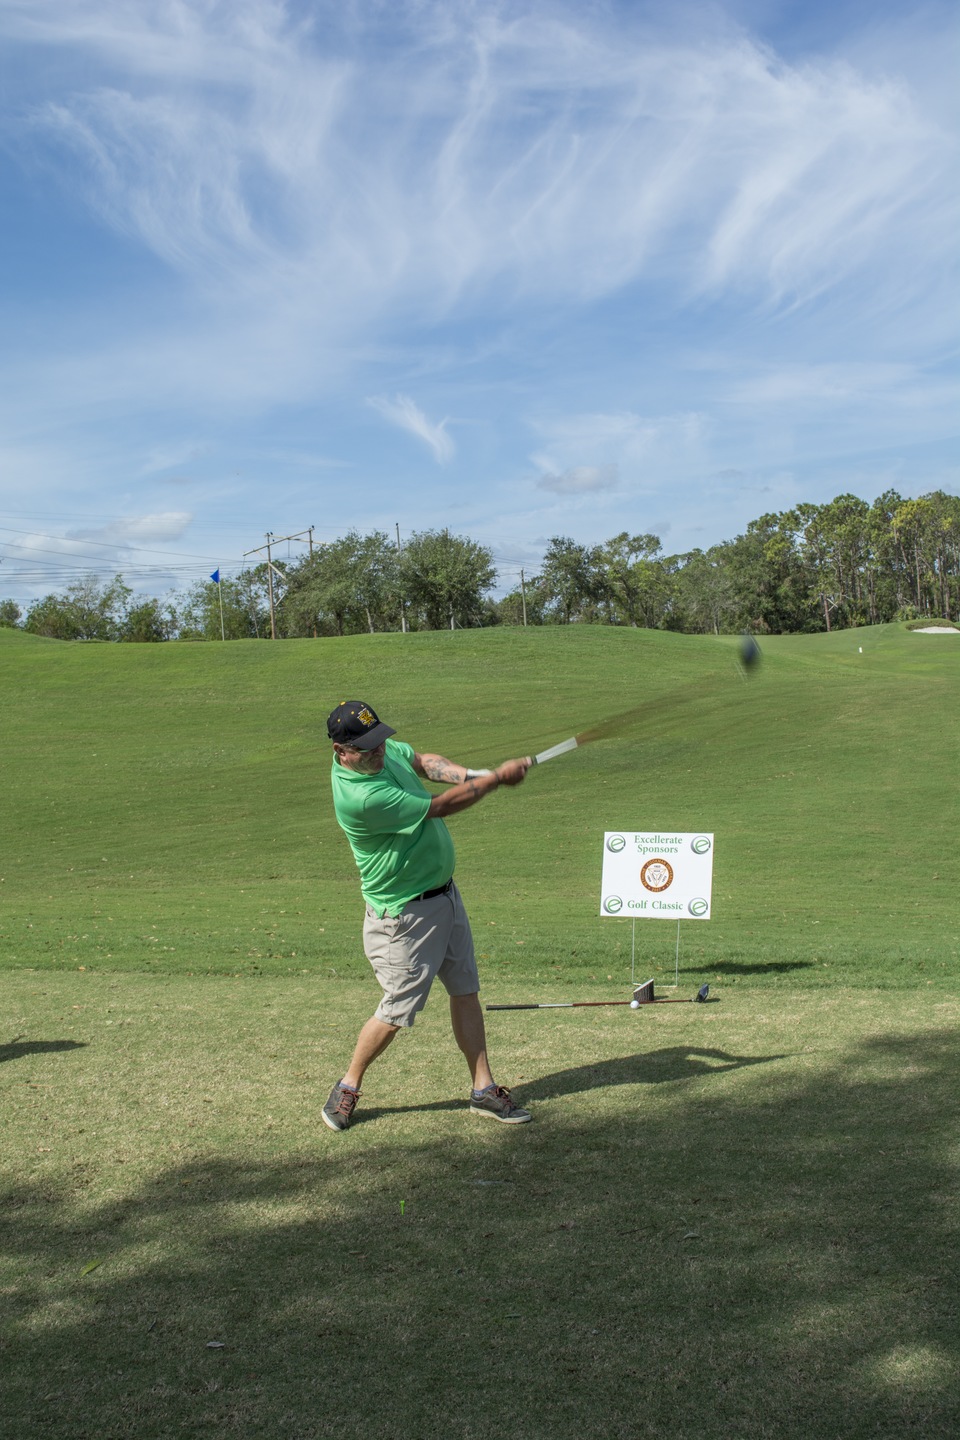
[630, 999, 640, 1008]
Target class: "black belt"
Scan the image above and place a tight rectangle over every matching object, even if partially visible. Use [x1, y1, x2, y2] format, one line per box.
[410, 878, 454, 903]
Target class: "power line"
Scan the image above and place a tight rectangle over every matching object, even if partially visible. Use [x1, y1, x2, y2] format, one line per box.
[0, 525, 233, 564]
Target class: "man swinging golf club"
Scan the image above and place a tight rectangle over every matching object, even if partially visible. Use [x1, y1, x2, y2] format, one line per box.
[322, 701, 533, 1131]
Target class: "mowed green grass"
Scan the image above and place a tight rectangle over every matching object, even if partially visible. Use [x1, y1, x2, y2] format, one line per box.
[3, 972, 959, 1439]
[1, 622, 957, 989]
[2, 626, 959, 1436]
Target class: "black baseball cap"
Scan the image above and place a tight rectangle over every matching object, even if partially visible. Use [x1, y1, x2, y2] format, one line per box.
[326, 701, 396, 749]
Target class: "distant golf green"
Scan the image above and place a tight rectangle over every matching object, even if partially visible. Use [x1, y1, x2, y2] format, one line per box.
[2, 622, 957, 989]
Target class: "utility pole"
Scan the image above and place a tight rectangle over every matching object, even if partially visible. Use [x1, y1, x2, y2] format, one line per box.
[444, 526, 453, 630]
[308, 526, 316, 638]
[520, 569, 528, 627]
[265, 532, 276, 639]
[396, 523, 407, 633]
[244, 527, 313, 639]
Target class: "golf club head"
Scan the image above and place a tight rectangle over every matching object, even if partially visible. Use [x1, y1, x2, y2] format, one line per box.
[695, 984, 710, 1003]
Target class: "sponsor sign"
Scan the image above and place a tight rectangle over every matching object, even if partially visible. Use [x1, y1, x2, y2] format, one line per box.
[600, 832, 714, 919]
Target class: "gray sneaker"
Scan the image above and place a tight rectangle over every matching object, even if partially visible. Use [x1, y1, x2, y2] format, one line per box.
[469, 1085, 531, 1124]
[322, 1082, 360, 1132]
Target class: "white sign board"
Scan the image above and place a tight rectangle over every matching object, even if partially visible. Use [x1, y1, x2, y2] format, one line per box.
[600, 832, 714, 919]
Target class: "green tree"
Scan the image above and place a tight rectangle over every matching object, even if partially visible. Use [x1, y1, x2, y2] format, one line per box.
[793, 496, 874, 631]
[494, 573, 548, 626]
[281, 532, 400, 637]
[865, 489, 906, 622]
[539, 537, 605, 623]
[725, 514, 811, 633]
[176, 573, 269, 640]
[925, 490, 960, 620]
[24, 574, 131, 641]
[891, 498, 934, 615]
[598, 532, 668, 627]
[671, 547, 739, 634]
[889, 492, 960, 619]
[120, 598, 175, 642]
[822, 494, 872, 626]
[0, 599, 21, 628]
[400, 530, 495, 630]
[795, 503, 839, 632]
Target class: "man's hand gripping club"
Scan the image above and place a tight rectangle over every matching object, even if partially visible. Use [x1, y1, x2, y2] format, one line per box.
[413, 753, 532, 819]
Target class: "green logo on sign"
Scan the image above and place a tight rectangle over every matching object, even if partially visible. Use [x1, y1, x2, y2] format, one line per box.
[691, 835, 712, 855]
[688, 897, 709, 917]
[604, 895, 623, 913]
[607, 835, 626, 852]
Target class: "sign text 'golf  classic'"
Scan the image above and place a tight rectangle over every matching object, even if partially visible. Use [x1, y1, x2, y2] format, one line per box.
[600, 832, 714, 919]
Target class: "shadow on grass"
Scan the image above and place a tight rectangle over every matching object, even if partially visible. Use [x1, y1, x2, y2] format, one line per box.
[522, 1046, 785, 1097]
[690, 960, 817, 976]
[2, 1031, 960, 1439]
[0, 1039, 87, 1064]
[357, 1047, 782, 1121]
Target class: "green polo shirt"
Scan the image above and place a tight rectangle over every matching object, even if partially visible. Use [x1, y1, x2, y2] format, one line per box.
[330, 739, 455, 917]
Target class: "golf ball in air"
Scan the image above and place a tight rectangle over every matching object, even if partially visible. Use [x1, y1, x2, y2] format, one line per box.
[630, 999, 640, 1009]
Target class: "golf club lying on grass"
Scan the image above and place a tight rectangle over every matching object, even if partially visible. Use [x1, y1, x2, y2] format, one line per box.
[486, 981, 710, 1011]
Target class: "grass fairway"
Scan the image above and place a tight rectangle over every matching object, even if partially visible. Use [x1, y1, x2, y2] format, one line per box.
[1, 622, 957, 987]
[3, 971, 959, 1439]
[2, 623, 958, 1435]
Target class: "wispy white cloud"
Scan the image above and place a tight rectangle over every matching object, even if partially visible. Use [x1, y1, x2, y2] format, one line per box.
[530, 411, 709, 496]
[68, 513, 194, 545]
[367, 395, 455, 464]
[138, 443, 207, 477]
[725, 361, 947, 408]
[2, 1, 953, 331]
[0, 1, 955, 591]
[537, 464, 618, 496]
[0, 514, 195, 595]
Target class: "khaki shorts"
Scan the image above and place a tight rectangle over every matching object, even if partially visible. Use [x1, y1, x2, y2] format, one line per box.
[363, 881, 480, 1028]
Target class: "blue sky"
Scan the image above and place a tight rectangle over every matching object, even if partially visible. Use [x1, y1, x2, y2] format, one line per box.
[0, 0, 956, 604]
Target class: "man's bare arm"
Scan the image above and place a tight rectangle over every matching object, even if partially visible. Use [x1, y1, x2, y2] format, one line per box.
[413, 752, 471, 785]
[423, 757, 530, 819]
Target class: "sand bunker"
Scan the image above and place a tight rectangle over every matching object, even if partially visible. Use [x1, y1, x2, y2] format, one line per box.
[913, 626, 959, 633]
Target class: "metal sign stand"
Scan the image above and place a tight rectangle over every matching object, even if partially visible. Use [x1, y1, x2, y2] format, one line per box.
[630, 917, 681, 990]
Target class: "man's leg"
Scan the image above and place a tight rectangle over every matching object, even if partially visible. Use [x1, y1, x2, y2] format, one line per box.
[342, 1015, 400, 1090]
[322, 1015, 400, 1133]
[452, 992, 531, 1123]
[449, 992, 494, 1091]
[442, 887, 529, 1121]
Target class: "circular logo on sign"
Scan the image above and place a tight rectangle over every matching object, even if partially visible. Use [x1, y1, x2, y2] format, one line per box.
[691, 835, 712, 855]
[606, 834, 626, 852]
[640, 858, 674, 893]
[603, 895, 623, 913]
[688, 897, 709, 917]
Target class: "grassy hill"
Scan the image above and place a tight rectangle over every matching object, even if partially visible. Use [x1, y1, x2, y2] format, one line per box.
[1, 622, 957, 989]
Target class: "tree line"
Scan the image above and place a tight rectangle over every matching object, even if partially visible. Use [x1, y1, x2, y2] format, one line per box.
[3, 490, 958, 642]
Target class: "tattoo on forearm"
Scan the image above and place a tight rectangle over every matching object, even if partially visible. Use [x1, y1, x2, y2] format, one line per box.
[422, 755, 466, 784]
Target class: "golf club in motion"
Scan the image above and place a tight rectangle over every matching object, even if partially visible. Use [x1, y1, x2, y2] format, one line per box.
[529, 636, 762, 769]
[486, 981, 710, 1011]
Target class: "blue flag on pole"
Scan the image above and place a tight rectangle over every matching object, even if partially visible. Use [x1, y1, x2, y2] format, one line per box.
[210, 569, 220, 584]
